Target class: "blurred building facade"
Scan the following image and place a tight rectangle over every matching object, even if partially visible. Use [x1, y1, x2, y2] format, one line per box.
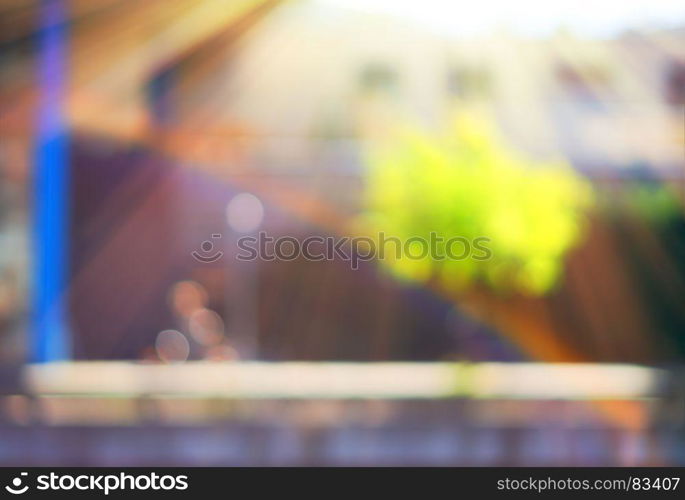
[0, 0, 684, 364]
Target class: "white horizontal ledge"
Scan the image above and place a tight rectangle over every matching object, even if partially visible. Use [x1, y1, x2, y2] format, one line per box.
[24, 362, 662, 400]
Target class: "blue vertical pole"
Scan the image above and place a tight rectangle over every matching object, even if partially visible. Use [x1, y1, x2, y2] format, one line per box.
[32, 0, 70, 362]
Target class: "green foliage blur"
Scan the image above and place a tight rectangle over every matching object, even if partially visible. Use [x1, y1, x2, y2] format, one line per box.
[359, 113, 594, 295]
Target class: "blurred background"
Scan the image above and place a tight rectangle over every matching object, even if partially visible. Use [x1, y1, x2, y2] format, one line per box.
[0, 0, 684, 465]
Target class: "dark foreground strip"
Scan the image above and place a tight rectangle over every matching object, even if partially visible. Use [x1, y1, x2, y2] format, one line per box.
[0, 467, 683, 498]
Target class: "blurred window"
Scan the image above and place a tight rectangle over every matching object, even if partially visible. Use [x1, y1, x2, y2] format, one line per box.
[555, 62, 614, 108]
[447, 66, 491, 99]
[664, 60, 685, 107]
[359, 62, 400, 95]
